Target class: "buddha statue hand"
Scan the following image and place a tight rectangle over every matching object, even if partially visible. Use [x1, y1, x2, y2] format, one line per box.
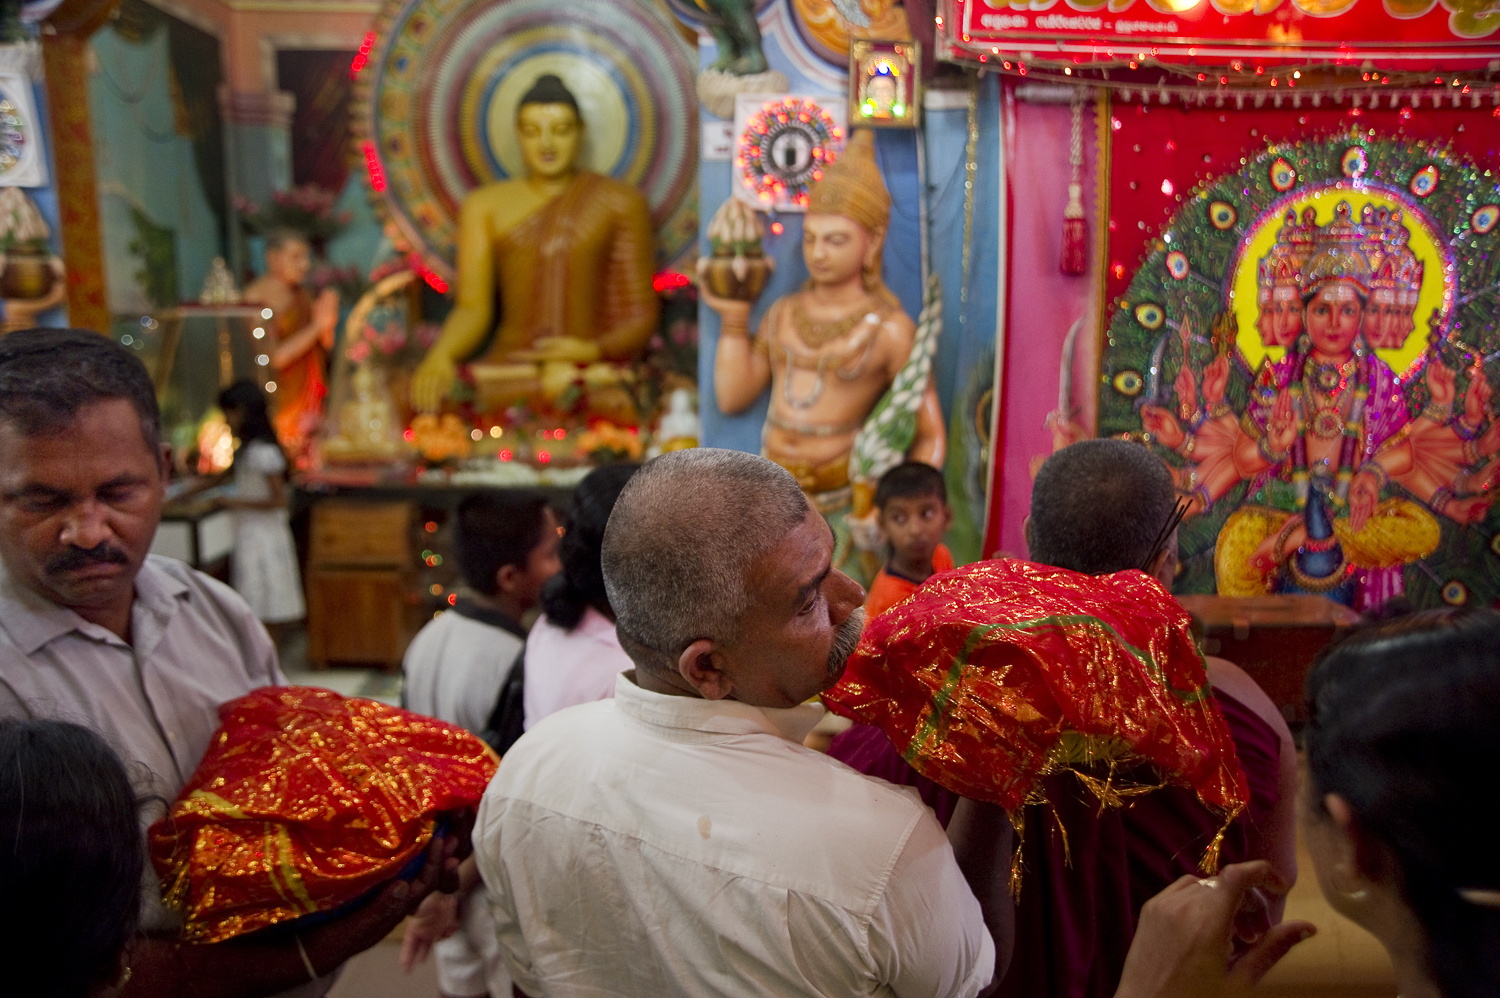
[411, 351, 458, 414]
[512, 337, 602, 364]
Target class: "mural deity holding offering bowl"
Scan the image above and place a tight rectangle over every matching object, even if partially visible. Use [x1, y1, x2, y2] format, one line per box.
[1143, 201, 1500, 608]
[702, 130, 945, 576]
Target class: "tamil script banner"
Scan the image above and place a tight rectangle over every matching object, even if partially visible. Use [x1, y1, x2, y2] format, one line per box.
[942, 0, 1500, 65]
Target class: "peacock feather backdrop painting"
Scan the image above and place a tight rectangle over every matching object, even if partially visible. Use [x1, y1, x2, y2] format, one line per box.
[353, 0, 699, 277]
[1100, 128, 1500, 611]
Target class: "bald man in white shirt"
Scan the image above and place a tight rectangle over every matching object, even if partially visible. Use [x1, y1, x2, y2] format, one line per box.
[473, 449, 1013, 998]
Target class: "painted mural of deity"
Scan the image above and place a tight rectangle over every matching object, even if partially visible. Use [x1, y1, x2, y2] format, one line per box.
[1130, 180, 1500, 610]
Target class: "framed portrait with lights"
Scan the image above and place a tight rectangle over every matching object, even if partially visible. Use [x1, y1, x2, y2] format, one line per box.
[849, 40, 920, 130]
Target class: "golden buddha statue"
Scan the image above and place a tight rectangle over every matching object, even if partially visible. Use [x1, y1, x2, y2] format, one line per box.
[410, 74, 659, 413]
[704, 129, 945, 517]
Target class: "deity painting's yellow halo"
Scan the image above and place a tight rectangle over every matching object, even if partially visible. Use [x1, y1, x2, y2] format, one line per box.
[1228, 186, 1452, 378]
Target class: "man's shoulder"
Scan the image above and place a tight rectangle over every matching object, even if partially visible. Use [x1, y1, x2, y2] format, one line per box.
[145, 555, 253, 615]
[500, 702, 931, 828]
[405, 609, 524, 665]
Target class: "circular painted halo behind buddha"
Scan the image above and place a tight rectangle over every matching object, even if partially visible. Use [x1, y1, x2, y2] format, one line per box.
[356, 0, 698, 277]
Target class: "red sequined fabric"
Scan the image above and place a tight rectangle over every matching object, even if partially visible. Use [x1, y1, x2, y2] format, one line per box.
[824, 561, 1247, 845]
[149, 687, 497, 942]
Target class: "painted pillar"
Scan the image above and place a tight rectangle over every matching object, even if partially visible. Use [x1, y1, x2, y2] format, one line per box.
[41, 32, 108, 331]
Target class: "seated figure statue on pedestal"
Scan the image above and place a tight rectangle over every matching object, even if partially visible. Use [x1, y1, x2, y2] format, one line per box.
[703, 130, 945, 579]
[410, 74, 659, 413]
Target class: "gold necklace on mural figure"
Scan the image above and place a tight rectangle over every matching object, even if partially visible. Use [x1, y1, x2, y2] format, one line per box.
[778, 310, 882, 410]
[1307, 358, 1356, 440]
[789, 299, 880, 350]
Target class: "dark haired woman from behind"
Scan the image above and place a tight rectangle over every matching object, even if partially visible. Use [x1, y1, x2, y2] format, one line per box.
[522, 463, 639, 729]
[1113, 607, 1500, 998]
[216, 381, 305, 638]
[0, 719, 143, 998]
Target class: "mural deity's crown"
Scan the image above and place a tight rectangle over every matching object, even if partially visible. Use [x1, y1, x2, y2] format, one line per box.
[1362, 207, 1424, 304]
[1257, 208, 1317, 291]
[1300, 200, 1374, 296]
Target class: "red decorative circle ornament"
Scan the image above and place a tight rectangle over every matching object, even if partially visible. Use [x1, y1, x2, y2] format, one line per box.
[737, 97, 844, 209]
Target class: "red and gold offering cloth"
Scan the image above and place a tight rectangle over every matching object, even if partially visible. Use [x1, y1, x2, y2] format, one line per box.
[824, 560, 1248, 874]
[149, 686, 498, 943]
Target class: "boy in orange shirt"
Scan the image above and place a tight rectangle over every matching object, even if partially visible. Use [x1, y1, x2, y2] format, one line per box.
[864, 461, 955, 619]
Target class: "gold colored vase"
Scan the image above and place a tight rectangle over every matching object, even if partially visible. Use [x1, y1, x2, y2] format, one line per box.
[1, 250, 55, 300]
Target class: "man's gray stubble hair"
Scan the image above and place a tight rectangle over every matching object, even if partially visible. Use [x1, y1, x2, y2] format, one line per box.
[601, 449, 811, 672]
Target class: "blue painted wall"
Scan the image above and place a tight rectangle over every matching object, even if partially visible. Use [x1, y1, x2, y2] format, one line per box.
[90, 25, 224, 314]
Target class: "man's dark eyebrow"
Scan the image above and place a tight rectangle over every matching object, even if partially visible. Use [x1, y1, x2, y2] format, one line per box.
[95, 473, 150, 491]
[7, 482, 71, 501]
[4, 473, 147, 503]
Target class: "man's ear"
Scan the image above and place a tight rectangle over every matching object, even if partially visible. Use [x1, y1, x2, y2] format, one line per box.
[157, 443, 172, 484]
[495, 563, 522, 597]
[1022, 516, 1033, 555]
[678, 638, 734, 701]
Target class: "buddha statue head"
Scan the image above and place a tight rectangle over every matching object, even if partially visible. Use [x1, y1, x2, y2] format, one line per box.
[517, 73, 584, 181]
[803, 130, 898, 308]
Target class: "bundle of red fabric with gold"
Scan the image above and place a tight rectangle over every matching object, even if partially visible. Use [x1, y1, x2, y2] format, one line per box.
[824, 560, 1247, 868]
[149, 686, 498, 943]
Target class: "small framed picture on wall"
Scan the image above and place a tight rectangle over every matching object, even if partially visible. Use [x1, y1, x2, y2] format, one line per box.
[849, 39, 920, 129]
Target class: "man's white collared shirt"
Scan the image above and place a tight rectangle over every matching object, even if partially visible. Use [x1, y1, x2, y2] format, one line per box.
[474, 672, 993, 998]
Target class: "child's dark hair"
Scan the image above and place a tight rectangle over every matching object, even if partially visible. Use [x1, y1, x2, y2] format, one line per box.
[1305, 607, 1500, 998]
[455, 491, 553, 595]
[218, 380, 281, 470]
[0, 719, 144, 998]
[541, 464, 637, 631]
[874, 461, 947, 511]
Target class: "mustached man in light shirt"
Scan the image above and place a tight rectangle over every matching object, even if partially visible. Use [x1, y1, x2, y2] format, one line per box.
[473, 449, 1016, 998]
[0, 329, 461, 998]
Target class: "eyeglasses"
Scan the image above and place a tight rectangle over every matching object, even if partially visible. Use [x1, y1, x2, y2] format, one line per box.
[1139, 497, 1191, 574]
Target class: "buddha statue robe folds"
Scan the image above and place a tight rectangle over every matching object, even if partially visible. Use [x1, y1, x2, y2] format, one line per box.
[486, 170, 656, 359]
[411, 74, 658, 413]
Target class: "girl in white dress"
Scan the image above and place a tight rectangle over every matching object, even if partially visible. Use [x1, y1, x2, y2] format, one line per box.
[218, 381, 306, 628]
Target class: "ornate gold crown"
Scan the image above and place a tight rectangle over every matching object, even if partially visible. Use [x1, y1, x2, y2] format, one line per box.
[1257, 200, 1424, 302]
[1257, 207, 1318, 292]
[1363, 206, 1424, 304]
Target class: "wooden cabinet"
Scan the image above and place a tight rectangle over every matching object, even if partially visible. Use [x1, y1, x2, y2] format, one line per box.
[1177, 594, 1360, 725]
[305, 500, 417, 669]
